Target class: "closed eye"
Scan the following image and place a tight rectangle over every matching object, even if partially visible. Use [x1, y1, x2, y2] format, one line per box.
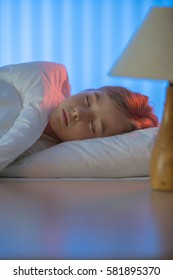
[86, 95, 90, 107]
[91, 121, 95, 134]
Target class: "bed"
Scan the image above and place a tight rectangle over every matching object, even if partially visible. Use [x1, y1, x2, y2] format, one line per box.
[1, 62, 173, 260]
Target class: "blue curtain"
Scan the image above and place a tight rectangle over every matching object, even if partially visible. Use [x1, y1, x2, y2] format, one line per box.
[0, 0, 173, 120]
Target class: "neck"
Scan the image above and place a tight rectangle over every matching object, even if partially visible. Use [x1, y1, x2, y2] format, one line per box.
[43, 121, 61, 141]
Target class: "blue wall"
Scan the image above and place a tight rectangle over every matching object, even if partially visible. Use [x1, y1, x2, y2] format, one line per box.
[0, 0, 173, 120]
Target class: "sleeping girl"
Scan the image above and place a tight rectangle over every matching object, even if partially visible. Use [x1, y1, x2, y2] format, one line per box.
[0, 61, 158, 172]
[45, 85, 159, 142]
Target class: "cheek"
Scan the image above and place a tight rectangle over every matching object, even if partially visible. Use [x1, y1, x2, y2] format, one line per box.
[75, 122, 90, 133]
[66, 123, 92, 140]
[50, 106, 59, 119]
[49, 108, 61, 134]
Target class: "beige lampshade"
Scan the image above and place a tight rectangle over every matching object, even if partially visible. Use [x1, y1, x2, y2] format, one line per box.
[109, 7, 173, 83]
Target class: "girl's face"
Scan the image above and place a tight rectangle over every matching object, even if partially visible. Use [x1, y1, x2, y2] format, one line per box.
[49, 90, 127, 141]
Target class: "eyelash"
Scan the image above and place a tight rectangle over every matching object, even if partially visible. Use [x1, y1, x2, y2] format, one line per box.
[86, 95, 90, 107]
[86, 95, 95, 134]
[91, 121, 95, 134]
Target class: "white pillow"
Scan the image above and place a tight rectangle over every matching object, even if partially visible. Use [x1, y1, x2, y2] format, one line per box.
[0, 127, 158, 178]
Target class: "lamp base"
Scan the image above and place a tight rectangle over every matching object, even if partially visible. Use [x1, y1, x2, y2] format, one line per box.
[150, 84, 173, 191]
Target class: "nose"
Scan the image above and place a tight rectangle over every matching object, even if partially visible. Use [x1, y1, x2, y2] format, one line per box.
[72, 107, 90, 121]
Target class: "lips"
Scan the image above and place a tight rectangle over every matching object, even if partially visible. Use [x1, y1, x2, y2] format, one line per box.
[62, 109, 68, 126]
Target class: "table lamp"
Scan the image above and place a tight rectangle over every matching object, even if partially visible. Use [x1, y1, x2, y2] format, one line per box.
[109, 7, 173, 191]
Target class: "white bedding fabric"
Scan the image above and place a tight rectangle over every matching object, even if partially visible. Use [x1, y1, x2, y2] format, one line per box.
[1, 127, 158, 178]
[0, 61, 70, 172]
[0, 61, 158, 178]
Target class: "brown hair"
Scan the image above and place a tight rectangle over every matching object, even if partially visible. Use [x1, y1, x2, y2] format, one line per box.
[99, 86, 159, 132]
